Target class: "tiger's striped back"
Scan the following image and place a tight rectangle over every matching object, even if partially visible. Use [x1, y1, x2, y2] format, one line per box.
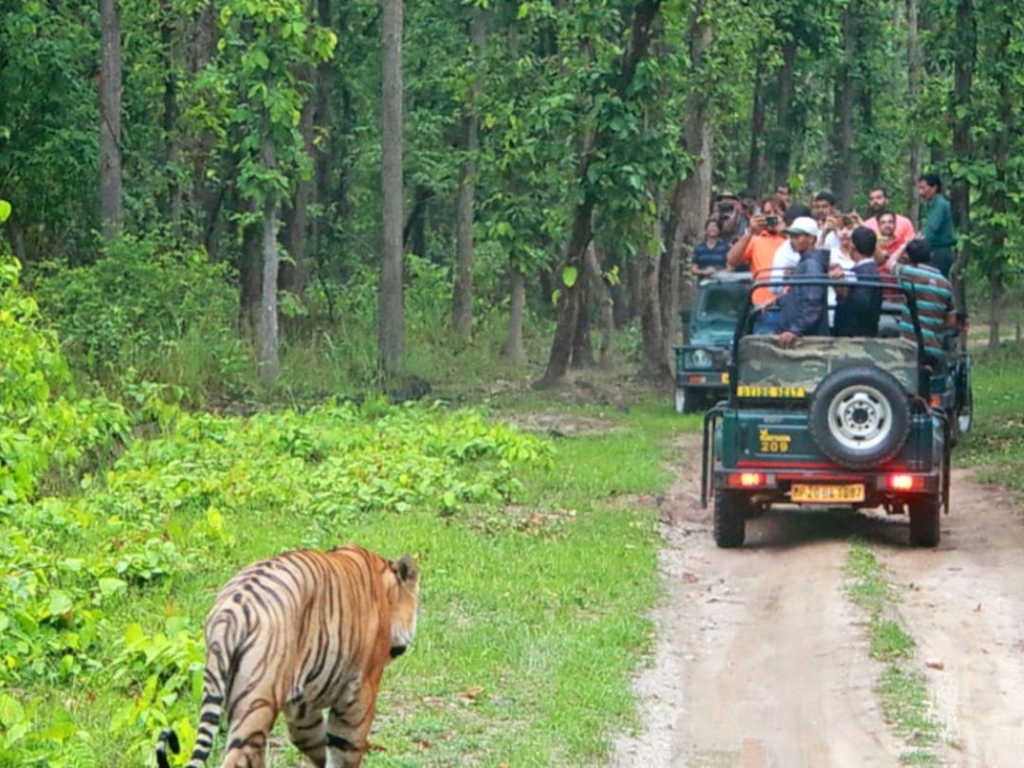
[155, 545, 419, 768]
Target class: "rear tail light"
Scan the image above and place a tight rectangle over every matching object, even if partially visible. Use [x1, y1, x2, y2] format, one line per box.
[728, 472, 772, 488]
[887, 474, 925, 491]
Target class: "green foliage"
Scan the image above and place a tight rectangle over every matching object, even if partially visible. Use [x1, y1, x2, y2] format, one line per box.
[0, 395, 553, 764]
[0, 256, 129, 502]
[32, 237, 249, 403]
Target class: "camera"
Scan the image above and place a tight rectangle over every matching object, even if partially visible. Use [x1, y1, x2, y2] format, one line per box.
[764, 215, 778, 227]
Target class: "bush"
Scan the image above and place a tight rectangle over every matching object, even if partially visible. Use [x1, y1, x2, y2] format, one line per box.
[31, 236, 251, 403]
[0, 256, 129, 502]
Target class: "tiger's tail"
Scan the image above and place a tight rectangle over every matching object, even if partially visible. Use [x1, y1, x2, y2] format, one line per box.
[155, 728, 180, 768]
[154, 685, 226, 767]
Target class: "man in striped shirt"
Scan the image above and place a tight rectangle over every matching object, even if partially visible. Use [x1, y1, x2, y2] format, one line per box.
[893, 240, 956, 359]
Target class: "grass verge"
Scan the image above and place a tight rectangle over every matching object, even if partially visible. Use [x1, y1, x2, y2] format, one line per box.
[957, 340, 1024, 491]
[845, 542, 944, 766]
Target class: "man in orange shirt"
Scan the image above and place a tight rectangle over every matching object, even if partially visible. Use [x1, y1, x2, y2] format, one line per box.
[726, 196, 787, 334]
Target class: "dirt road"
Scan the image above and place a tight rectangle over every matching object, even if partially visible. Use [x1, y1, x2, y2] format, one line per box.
[612, 436, 1024, 768]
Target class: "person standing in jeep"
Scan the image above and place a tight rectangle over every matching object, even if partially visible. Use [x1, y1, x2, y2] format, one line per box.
[830, 226, 883, 337]
[726, 196, 788, 334]
[917, 173, 957, 278]
[893, 239, 957, 356]
[776, 216, 830, 347]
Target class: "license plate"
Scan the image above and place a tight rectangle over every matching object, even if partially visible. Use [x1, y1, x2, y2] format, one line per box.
[791, 484, 865, 503]
[721, 372, 730, 384]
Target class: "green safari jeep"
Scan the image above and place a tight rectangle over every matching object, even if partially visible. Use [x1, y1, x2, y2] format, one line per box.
[701, 277, 968, 548]
[674, 273, 752, 413]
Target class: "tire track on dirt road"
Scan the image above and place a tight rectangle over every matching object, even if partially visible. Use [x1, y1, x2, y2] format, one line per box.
[612, 435, 1024, 767]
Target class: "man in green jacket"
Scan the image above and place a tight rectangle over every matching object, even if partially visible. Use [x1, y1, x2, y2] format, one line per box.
[917, 172, 957, 278]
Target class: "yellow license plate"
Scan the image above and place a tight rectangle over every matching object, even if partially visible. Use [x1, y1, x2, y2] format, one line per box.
[791, 484, 865, 503]
[720, 372, 730, 384]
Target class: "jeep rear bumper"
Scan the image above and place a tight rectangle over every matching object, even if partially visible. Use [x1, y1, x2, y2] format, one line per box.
[713, 467, 941, 507]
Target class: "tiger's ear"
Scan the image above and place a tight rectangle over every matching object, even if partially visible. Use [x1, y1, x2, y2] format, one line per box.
[393, 555, 419, 585]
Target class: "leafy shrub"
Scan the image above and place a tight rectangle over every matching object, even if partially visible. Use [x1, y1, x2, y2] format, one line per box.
[31, 236, 250, 403]
[0, 256, 129, 502]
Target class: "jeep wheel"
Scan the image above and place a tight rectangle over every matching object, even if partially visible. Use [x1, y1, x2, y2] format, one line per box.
[808, 366, 910, 470]
[714, 491, 746, 548]
[957, 386, 973, 437]
[908, 496, 941, 547]
[676, 388, 704, 414]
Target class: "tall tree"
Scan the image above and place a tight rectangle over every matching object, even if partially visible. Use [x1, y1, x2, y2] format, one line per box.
[540, 0, 663, 385]
[99, 0, 124, 240]
[380, 0, 405, 375]
[906, 0, 923, 223]
[451, 4, 486, 337]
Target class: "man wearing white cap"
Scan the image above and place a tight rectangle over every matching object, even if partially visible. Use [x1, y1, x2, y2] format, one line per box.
[776, 216, 830, 347]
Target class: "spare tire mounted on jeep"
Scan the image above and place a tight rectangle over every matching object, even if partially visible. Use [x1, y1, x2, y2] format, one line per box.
[808, 366, 910, 470]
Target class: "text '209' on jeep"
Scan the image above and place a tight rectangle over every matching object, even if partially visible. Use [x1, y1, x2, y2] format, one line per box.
[675, 273, 752, 414]
[700, 277, 969, 549]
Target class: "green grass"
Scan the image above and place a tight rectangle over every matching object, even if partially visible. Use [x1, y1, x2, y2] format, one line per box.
[844, 542, 944, 766]
[957, 340, 1024, 490]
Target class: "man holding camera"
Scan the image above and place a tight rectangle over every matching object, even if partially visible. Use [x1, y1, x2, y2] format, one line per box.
[714, 191, 747, 242]
[726, 196, 787, 334]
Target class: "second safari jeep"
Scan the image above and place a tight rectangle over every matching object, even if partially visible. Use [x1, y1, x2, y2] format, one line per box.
[701, 277, 958, 548]
[674, 273, 751, 413]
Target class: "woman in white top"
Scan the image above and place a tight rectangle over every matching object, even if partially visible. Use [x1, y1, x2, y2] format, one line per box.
[827, 213, 860, 326]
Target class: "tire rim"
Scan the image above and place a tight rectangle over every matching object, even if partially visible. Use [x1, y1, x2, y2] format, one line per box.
[827, 384, 894, 451]
[958, 409, 972, 434]
[675, 389, 687, 414]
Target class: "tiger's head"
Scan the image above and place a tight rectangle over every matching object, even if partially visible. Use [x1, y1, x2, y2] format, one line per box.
[387, 555, 420, 658]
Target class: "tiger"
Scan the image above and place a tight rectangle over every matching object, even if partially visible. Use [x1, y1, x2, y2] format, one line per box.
[155, 544, 420, 768]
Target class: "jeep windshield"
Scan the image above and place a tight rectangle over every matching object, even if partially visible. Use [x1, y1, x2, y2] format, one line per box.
[695, 278, 750, 323]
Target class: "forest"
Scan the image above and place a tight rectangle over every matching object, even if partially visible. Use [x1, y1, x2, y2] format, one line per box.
[2, 0, 1022, 396]
[3, 2, 1024, 766]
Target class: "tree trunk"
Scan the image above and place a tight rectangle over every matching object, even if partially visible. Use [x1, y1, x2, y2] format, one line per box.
[987, 3, 1013, 351]
[451, 5, 486, 337]
[403, 185, 430, 259]
[667, 1, 712, 361]
[239, 201, 262, 339]
[988, 273, 1003, 350]
[379, 0, 405, 376]
[159, 0, 182, 238]
[831, 6, 857, 209]
[950, 0, 974, 339]
[772, 39, 797, 188]
[540, 0, 662, 385]
[504, 268, 526, 362]
[586, 243, 614, 366]
[186, 1, 220, 256]
[746, 67, 766, 196]
[99, 0, 124, 240]
[258, 185, 280, 385]
[571, 270, 594, 369]
[905, 0, 922, 223]
[281, 86, 315, 297]
[658, 225, 678, 376]
[638, 228, 665, 379]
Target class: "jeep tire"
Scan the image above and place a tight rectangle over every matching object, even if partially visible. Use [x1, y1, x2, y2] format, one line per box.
[714, 490, 746, 548]
[808, 366, 910, 470]
[676, 388, 706, 415]
[909, 495, 941, 547]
